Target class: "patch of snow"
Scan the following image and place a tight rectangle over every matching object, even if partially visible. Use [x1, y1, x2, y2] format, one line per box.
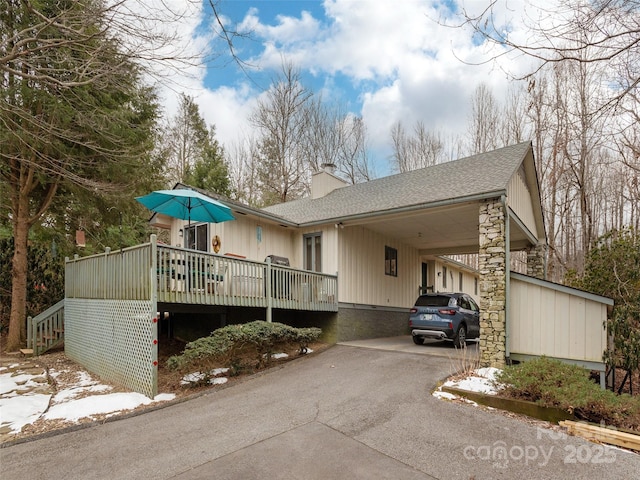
[180, 368, 230, 385]
[432, 390, 457, 401]
[0, 373, 46, 395]
[181, 372, 206, 384]
[154, 393, 176, 402]
[0, 361, 175, 436]
[272, 353, 288, 360]
[442, 367, 503, 395]
[0, 393, 51, 434]
[432, 367, 505, 404]
[53, 384, 112, 403]
[43, 392, 157, 421]
[74, 371, 101, 387]
[475, 367, 501, 382]
[210, 377, 228, 385]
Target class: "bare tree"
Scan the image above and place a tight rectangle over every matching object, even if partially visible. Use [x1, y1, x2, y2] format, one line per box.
[454, 1, 640, 278]
[226, 139, 261, 206]
[391, 121, 446, 172]
[459, 0, 640, 111]
[299, 99, 373, 185]
[467, 83, 500, 154]
[300, 96, 343, 176]
[499, 85, 531, 146]
[337, 115, 373, 183]
[249, 63, 312, 205]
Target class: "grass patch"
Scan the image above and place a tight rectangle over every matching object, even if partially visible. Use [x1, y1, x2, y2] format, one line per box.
[166, 321, 321, 379]
[496, 357, 640, 432]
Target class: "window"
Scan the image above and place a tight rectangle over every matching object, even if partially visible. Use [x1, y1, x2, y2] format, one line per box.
[304, 233, 322, 272]
[468, 296, 479, 312]
[459, 296, 470, 310]
[385, 246, 397, 276]
[474, 277, 478, 295]
[459, 272, 463, 291]
[184, 223, 208, 252]
[442, 266, 447, 288]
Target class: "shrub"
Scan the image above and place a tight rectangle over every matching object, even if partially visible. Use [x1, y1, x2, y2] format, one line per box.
[496, 357, 640, 431]
[166, 321, 321, 375]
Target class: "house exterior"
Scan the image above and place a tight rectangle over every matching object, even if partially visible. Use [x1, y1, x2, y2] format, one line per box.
[152, 142, 548, 362]
[56, 140, 613, 398]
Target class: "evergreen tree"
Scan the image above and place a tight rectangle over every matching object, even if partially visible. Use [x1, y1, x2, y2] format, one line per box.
[569, 228, 640, 391]
[1, 0, 162, 350]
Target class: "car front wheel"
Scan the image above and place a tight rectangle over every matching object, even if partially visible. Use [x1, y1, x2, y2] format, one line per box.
[412, 335, 424, 345]
[453, 325, 466, 348]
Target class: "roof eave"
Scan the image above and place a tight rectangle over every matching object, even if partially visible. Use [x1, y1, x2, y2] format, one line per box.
[296, 189, 508, 227]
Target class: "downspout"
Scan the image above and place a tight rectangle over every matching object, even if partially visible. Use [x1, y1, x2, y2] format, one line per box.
[502, 195, 511, 361]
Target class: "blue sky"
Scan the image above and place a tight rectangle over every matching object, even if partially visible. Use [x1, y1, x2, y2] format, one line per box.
[153, 0, 539, 177]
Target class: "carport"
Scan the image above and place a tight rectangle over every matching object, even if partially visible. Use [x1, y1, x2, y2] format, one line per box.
[322, 142, 548, 368]
[338, 142, 610, 373]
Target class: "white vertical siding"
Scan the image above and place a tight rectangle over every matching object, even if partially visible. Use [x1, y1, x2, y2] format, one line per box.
[170, 216, 295, 266]
[430, 259, 479, 303]
[509, 273, 610, 363]
[507, 169, 538, 238]
[338, 225, 420, 308]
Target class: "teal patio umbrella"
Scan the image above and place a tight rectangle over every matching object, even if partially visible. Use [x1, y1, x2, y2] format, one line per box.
[135, 189, 235, 224]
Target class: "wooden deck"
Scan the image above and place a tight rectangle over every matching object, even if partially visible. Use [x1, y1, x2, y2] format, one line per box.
[65, 235, 338, 316]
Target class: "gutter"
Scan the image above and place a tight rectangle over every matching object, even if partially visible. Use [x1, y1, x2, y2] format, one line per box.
[297, 189, 508, 227]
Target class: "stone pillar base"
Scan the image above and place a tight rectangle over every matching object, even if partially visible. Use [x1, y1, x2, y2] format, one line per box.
[478, 199, 507, 368]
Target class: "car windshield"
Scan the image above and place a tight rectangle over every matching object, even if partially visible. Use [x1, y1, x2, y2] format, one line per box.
[414, 295, 456, 307]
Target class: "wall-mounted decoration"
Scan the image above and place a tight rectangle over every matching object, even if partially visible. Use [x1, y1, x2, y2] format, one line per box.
[212, 234, 221, 253]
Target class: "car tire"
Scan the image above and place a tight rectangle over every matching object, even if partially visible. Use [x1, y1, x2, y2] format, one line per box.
[453, 325, 466, 348]
[412, 335, 424, 345]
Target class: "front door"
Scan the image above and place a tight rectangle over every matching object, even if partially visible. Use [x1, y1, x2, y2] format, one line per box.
[421, 262, 428, 294]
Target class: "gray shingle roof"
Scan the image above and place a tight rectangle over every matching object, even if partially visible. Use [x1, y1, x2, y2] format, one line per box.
[263, 142, 532, 225]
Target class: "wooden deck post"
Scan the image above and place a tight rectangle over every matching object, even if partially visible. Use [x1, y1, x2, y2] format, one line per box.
[266, 257, 273, 322]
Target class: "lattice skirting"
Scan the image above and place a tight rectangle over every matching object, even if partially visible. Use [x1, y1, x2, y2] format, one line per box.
[65, 298, 158, 398]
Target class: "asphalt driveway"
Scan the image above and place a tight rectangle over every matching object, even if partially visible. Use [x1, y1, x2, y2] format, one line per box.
[1, 344, 638, 479]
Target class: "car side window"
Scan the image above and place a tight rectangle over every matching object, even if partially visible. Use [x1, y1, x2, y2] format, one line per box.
[459, 297, 470, 310]
[467, 296, 479, 312]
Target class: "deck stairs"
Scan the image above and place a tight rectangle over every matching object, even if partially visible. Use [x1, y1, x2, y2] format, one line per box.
[24, 299, 65, 356]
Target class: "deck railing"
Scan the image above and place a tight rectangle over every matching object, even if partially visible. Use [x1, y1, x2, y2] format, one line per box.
[27, 299, 65, 356]
[66, 235, 338, 314]
[66, 242, 154, 300]
[156, 243, 338, 313]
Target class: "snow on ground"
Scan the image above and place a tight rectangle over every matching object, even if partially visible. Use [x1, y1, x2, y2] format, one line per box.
[432, 367, 503, 403]
[43, 392, 170, 422]
[180, 368, 230, 385]
[1, 349, 296, 438]
[0, 361, 176, 437]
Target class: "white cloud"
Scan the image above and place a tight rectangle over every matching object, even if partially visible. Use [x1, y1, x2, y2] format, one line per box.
[197, 85, 258, 149]
[144, 0, 548, 173]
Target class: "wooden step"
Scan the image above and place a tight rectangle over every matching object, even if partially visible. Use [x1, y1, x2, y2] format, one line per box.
[42, 334, 62, 340]
[19, 348, 34, 356]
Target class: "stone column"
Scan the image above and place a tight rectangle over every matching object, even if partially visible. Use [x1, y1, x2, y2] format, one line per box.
[478, 199, 507, 368]
[526, 242, 547, 280]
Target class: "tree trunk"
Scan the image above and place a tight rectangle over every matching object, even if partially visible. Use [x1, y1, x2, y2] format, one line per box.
[6, 188, 31, 352]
